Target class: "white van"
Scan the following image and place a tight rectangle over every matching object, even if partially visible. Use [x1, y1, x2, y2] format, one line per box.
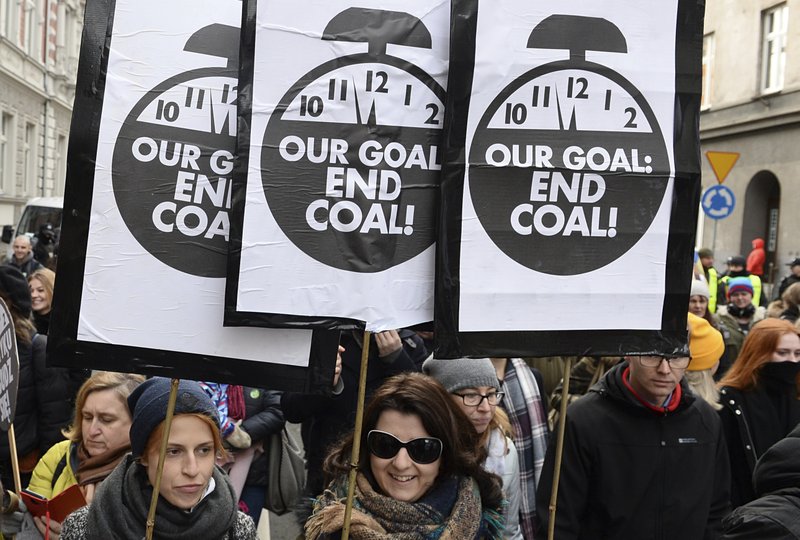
[1, 197, 64, 259]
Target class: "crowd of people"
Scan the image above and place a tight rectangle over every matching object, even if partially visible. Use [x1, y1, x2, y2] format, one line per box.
[0, 244, 797, 539]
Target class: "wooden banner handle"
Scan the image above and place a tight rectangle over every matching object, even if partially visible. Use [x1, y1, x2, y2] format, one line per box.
[547, 357, 573, 540]
[145, 378, 180, 540]
[341, 330, 370, 540]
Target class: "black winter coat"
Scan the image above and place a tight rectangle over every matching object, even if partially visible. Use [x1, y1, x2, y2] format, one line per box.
[536, 361, 730, 540]
[0, 331, 89, 487]
[722, 424, 800, 539]
[281, 330, 427, 498]
[719, 363, 800, 508]
[239, 387, 284, 487]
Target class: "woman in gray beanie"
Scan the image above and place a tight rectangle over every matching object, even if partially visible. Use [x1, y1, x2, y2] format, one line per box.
[60, 377, 257, 540]
[423, 357, 523, 540]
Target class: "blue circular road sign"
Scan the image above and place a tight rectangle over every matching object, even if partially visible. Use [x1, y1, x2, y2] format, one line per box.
[702, 185, 736, 220]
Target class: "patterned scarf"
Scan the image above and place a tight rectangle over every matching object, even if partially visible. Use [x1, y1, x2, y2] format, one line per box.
[499, 358, 549, 539]
[305, 473, 501, 540]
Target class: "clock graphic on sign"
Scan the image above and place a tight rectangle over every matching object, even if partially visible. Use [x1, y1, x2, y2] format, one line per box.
[469, 15, 670, 275]
[112, 23, 239, 278]
[261, 8, 445, 273]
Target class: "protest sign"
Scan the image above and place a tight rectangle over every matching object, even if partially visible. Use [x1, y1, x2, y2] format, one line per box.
[0, 299, 18, 431]
[50, 0, 337, 391]
[226, 0, 449, 332]
[436, 0, 704, 357]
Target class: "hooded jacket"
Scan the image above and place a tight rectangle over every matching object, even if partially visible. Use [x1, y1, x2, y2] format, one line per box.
[535, 361, 730, 540]
[746, 238, 766, 277]
[722, 424, 800, 539]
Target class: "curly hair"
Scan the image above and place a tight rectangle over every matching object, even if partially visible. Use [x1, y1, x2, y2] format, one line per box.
[783, 282, 800, 309]
[323, 372, 504, 509]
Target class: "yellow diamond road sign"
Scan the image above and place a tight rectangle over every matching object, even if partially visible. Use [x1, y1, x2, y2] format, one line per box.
[705, 151, 740, 184]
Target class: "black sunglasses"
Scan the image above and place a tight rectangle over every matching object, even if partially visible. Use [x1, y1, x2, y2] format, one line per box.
[367, 430, 443, 465]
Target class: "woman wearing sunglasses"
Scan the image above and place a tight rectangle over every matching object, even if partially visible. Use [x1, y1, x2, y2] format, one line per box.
[424, 357, 523, 540]
[305, 372, 504, 539]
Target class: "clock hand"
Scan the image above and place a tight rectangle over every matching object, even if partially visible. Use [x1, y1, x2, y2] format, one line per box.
[554, 84, 577, 132]
[366, 100, 377, 129]
[352, 75, 366, 125]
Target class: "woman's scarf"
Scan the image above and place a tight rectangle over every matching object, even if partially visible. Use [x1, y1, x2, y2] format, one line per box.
[74, 441, 131, 486]
[83, 455, 238, 540]
[305, 473, 502, 540]
[228, 385, 246, 421]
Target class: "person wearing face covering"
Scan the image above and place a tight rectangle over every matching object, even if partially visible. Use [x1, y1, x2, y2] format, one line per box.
[718, 318, 800, 508]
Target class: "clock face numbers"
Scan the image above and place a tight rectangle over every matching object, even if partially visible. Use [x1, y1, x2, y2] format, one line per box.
[113, 69, 238, 277]
[469, 61, 669, 276]
[262, 55, 445, 273]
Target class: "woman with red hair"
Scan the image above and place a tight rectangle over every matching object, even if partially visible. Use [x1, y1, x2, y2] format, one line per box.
[718, 318, 800, 507]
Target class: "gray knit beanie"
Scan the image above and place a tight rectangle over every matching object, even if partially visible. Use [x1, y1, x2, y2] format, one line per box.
[422, 357, 499, 393]
[127, 377, 219, 458]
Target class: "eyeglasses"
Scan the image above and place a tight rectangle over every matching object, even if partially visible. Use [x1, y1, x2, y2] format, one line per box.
[452, 391, 504, 407]
[637, 356, 691, 369]
[367, 430, 443, 464]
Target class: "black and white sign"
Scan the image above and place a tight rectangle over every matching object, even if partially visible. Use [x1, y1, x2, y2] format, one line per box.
[50, 0, 337, 390]
[436, 0, 703, 357]
[227, 0, 449, 331]
[0, 300, 19, 431]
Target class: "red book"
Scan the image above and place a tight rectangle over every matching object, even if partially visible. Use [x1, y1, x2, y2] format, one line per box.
[20, 484, 87, 523]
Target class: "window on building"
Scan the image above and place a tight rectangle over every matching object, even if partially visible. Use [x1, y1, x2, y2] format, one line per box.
[23, 122, 37, 196]
[0, 113, 13, 195]
[0, 0, 14, 39]
[761, 3, 788, 93]
[701, 33, 714, 109]
[21, 0, 44, 59]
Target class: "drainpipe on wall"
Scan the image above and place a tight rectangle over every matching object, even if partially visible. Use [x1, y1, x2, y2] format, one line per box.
[41, 0, 51, 197]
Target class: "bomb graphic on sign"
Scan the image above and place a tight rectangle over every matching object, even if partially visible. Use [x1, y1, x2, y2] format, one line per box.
[469, 15, 670, 275]
[262, 8, 445, 273]
[112, 24, 238, 278]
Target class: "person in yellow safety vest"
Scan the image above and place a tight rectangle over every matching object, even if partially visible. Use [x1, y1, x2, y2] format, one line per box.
[719, 255, 763, 307]
[698, 248, 719, 313]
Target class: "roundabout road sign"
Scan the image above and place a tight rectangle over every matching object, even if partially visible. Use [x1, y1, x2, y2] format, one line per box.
[702, 185, 735, 220]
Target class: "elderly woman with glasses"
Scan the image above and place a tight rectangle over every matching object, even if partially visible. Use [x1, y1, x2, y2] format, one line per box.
[424, 357, 523, 540]
[305, 372, 504, 540]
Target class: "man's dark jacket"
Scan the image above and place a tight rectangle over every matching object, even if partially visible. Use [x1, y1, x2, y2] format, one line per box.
[536, 361, 731, 540]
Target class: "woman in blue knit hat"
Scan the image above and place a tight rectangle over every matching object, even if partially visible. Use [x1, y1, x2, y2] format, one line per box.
[716, 276, 767, 364]
[60, 377, 257, 539]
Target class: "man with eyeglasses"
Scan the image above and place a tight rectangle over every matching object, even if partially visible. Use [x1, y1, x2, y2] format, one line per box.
[535, 352, 730, 539]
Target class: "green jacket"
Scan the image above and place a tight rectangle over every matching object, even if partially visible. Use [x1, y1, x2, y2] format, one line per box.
[716, 306, 767, 364]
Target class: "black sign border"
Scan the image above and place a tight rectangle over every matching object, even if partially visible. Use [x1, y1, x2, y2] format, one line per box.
[434, 0, 704, 358]
[50, 0, 339, 392]
[224, 0, 365, 331]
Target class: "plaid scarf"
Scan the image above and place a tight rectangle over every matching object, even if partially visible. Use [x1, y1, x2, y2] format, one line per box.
[500, 358, 549, 539]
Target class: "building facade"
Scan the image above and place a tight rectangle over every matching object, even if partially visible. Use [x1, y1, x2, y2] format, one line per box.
[0, 0, 82, 226]
[700, 0, 800, 293]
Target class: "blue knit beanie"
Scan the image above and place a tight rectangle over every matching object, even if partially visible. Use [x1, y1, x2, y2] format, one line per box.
[127, 377, 219, 458]
[727, 276, 753, 299]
